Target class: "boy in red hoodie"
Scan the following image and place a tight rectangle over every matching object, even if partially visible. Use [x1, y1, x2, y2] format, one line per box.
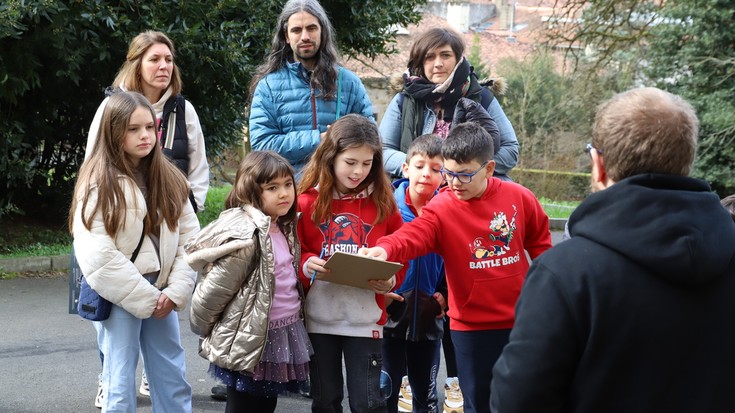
[361, 122, 552, 413]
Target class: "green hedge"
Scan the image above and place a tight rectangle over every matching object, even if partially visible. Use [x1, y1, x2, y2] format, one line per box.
[512, 168, 591, 201]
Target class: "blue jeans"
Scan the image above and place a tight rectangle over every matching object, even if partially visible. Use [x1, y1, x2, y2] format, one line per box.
[309, 333, 387, 413]
[382, 337, 441, 413]
[96, 305, 192, 413]
[450, 329, 510, 413]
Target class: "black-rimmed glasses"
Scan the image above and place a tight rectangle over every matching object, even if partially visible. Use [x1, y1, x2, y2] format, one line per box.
[440, 162, 489, 184]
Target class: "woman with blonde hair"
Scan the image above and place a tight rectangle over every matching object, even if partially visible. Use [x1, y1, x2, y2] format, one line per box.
[86, 30, 208, 212]
[83, 30, 211, 406]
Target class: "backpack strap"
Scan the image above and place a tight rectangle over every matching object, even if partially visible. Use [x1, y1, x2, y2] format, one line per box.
[480, 85, 495, 110]
[162, 97, 180, 151]
[131, 227, 146, 263]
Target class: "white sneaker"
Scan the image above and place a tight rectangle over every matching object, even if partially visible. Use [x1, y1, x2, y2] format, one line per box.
[397, 375, 412, 412]
[94, 376, 103, 409]
[443, 377, 463, 413]
[139, 371, 150, 397]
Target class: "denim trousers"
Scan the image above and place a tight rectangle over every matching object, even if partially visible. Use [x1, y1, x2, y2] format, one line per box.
[450, 329, 510, 413]
[96, 305, 192, 413]
[382, 337, 441, 413]
[309, 333, 387, 413]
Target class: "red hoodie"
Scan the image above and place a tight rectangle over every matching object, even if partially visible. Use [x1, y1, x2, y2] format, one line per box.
[297, 187, 405, 338]
[377, 178, 552, 331]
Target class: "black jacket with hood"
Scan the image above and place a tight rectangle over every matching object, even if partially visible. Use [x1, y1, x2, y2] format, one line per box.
[491, 173, 735, 413]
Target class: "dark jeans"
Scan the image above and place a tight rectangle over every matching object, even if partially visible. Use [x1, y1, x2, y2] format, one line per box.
[382, 337, 441, 413]
[225, 386, 276, 413]
[451, 329, 510, 413]
[309, 333, 387, 413]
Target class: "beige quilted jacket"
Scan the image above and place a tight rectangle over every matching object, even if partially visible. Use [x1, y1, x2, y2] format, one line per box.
[185, 205, 303, 373]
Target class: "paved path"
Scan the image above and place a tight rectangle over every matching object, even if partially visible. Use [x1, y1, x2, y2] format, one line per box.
[0, 231, 564, 412]
[0, 276, 328, 412]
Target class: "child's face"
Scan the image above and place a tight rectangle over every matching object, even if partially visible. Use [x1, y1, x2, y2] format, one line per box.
[333, 145, 374, 193]
[260, 175, 295, 221]
[402, 154, 443, 197]
[441, 158, 495, 201]
[123, 106, 156, 167]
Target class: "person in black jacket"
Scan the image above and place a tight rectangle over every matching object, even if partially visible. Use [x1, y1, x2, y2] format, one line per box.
[491, 87, 735, 413]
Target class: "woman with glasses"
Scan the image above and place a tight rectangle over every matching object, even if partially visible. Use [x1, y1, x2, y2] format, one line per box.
[379, 27, 518, 181]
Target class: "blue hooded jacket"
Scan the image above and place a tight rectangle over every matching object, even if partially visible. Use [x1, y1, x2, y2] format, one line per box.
[249, 61, 374, 175]
[384, 178, 446, 341]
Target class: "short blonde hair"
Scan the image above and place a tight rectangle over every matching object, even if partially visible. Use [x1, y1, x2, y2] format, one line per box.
[592, 87, 698, 181]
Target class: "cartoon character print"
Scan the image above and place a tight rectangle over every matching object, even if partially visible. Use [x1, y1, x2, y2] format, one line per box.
[469, 205, 518, 258]
[319, 213, 373, 256]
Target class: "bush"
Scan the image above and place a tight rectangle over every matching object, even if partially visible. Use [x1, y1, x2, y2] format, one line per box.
[0, 0, 425, 218]
[512, 168, 590, 201]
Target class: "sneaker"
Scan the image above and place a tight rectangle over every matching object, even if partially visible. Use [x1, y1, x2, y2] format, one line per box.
[139, 371, 150, 397]
[94, 376, 103, 409]
[211, 385, 227, 401]
[397, 376, 412, 412]
[443, 377, 463, 413]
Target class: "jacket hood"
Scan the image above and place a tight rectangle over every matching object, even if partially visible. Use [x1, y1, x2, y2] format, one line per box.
[392, 179, 414, 223]
[184, 205, 268, 272]
[569, 174, 735, 286]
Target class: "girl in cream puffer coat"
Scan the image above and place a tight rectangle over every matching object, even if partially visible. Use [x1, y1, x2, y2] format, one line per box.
[70, 91, 198, 413]
[186, 151, 312, 412]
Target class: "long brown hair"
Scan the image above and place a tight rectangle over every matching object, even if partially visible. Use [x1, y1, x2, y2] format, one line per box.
[69, 91, 189, 236]
[112, 30, 183, 98]
[225, 151, 298, 226]
[249, 0, 340, 99]
[298, 114, 396, 224]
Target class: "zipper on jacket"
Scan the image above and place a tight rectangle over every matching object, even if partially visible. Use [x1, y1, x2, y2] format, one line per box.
[311, 86, 317, 129]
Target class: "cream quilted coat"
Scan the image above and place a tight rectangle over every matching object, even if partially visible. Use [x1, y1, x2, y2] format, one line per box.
[72, 177, 199, 319]
[185, 205, 303, 373]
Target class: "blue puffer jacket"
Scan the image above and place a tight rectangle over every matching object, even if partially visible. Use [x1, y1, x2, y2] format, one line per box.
[249, 61, 374, 174]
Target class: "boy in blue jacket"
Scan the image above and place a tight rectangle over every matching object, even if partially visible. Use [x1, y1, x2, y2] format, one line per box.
[382, 134, 447, 413]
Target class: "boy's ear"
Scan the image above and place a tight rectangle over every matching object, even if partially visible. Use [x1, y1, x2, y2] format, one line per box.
[401, 162, 410, 178]
[485, 160, 496, 177]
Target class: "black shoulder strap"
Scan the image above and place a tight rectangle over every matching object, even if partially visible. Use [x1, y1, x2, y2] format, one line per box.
[131, 228, 146, 263]
[480, 86, 495, 110]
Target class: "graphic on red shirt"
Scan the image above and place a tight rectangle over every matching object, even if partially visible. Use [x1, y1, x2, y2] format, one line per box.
[319, 213, 373, 256]
[470, 205, 517, 259]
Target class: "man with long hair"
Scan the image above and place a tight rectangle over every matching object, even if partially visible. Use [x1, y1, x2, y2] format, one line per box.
[249, 0, 374, 178]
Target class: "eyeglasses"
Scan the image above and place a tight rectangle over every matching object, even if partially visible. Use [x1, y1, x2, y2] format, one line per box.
[440, 162, 488, 184]
[586, 143, 603, 156]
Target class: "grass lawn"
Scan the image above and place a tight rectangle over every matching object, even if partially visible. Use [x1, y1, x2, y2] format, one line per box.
[539, 197, 579, 219]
